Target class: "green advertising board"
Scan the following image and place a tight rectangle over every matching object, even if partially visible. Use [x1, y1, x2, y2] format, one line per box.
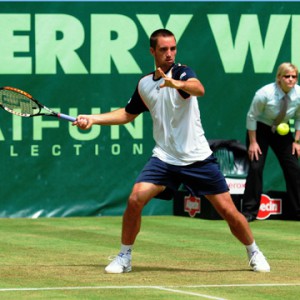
[0, 1, 298, 217]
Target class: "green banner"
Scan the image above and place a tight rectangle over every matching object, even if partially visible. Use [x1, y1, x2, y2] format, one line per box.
[0, 1, 298, 217]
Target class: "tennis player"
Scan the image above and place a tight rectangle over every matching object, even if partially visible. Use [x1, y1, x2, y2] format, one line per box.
[74, 29, 270, 273]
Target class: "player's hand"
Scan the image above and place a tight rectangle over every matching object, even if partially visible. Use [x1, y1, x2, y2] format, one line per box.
[72, 115, 92, 129]
[248, 142, 262, 161]
[157, 67, 183, 90]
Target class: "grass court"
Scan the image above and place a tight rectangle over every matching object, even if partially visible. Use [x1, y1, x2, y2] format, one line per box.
[0, 216, 299, 299]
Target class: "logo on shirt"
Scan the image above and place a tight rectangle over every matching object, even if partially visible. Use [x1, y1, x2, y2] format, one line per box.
[257, 194, 282, 220]
[184, 194, 201, 217]
[180, 72, 186, 80]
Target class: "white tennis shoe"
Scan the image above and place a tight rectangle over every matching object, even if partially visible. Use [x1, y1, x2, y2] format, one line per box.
[105, 253, 132, 274]
[249, 250, 270, 272]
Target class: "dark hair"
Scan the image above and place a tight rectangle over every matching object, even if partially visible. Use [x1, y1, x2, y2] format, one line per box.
[150, 29, 175, 49]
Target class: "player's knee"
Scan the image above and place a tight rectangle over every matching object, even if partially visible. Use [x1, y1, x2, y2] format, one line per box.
[127, 193, 146, 212]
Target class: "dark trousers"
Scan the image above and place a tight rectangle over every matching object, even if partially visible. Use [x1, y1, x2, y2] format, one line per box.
[243, 122, 300, 219]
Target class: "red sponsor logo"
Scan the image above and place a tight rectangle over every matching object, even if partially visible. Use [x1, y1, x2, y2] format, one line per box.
[257, 194, 282, 220]
[184, 195, 200, 217]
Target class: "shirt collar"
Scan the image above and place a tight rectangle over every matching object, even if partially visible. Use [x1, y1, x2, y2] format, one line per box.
[276, 83, 297, 101]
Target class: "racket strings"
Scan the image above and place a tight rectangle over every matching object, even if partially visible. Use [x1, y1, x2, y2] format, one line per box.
[0, 90, 39, 116]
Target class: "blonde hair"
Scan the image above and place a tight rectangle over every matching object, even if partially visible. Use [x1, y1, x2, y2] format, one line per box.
[276, 62, 298, 84]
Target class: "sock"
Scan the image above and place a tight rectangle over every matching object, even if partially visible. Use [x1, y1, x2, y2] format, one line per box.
[246, 241, 259, 259]
[120, 244, 133, 256]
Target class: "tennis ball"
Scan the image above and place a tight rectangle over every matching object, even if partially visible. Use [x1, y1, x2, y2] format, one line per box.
[276, 123, 290, 135]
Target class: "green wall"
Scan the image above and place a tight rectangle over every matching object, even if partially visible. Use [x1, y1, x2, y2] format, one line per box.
[0, 1, 298, 217]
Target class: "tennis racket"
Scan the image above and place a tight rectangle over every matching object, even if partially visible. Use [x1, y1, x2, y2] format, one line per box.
[0, 86, 76, 122]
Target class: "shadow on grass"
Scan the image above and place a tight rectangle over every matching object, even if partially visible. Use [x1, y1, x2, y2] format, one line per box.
[98, 264, 250, 273]
[1, 264, 251, 275]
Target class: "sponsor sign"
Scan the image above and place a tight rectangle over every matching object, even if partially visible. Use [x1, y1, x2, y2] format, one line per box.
[225, 178, 246, 194]
[257, 194, 282, 220]
[184, 195, 201, 217]
[0, 1, 295, 217]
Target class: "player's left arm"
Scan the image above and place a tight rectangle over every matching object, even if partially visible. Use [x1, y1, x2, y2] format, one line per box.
[157, 67, 205, 97]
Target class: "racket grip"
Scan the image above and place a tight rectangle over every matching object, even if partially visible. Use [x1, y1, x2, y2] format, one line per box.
[58, 113, 76, 122]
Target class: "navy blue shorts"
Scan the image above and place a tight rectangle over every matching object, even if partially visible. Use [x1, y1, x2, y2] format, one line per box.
[135, 155, 229, 200]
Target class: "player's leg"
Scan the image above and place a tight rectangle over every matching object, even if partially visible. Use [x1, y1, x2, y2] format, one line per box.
[181, 155, 270, 272]
[105, 182, 165, 274]
[206, 192, 270, 272]
[205, 192, 253, 245]
[105, 156, 179, 273]
[122, 182, 166, 245]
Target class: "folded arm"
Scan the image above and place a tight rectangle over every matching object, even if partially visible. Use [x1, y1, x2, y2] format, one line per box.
[157, 67, 205, 97]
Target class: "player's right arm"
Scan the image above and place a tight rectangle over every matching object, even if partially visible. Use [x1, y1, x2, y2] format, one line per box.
[74, 108, 139, 130]
[74, 83, 148, 130]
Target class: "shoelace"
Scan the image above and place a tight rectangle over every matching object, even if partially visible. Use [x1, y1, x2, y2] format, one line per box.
[248, 251, 266, 266]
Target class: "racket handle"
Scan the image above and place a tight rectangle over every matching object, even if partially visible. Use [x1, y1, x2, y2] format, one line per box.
[58, 113, 76, 122]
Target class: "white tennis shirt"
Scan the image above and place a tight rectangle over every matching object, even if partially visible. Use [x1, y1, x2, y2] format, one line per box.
[125, 64, 212, 166]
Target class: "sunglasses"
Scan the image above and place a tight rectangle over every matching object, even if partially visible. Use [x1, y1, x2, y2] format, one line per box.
[283, 75, 297, 79]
